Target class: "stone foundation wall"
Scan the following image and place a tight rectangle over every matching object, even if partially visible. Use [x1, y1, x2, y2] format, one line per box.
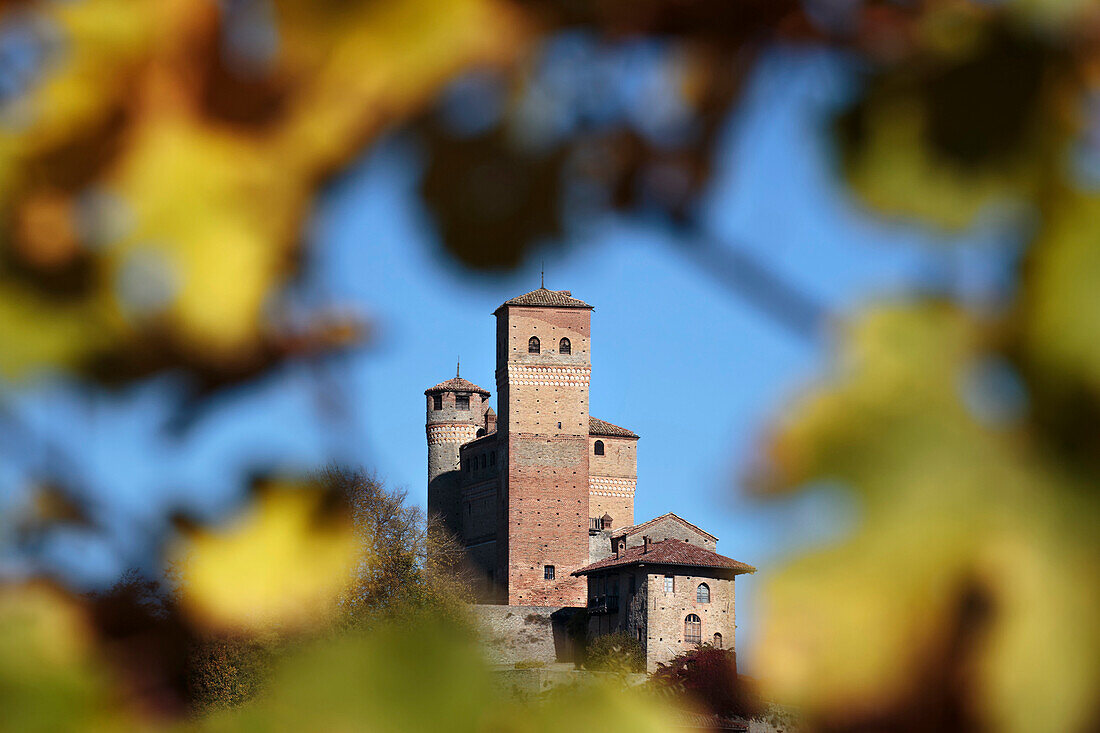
[474, 604, 583, 666]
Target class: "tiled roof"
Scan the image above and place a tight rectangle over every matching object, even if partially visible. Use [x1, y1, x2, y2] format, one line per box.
[589, 417, 639, 438]
[572, 539, 755, 576]
[613, 512, 717, 542]
[424, 376, 490, 396]
[496, 288, 593, 310]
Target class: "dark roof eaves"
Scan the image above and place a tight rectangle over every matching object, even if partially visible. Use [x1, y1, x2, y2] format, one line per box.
[572, 559, 756, 577]
[492, 302, 595, 315]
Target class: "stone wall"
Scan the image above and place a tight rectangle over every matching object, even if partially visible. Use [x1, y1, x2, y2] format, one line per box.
[622, 516, 717, 552]
[427, 390, 485, 559]
[589, 528, 612, 563]
[491, 668, 648, 700]
[643, 572, 736, 672]
[474, 604, 582, 665]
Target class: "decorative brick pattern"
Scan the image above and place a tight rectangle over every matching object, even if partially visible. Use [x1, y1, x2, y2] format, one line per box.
[589, 476, 636, 497]
[505, 364, 591, 387]
[427, 423, 479, 445]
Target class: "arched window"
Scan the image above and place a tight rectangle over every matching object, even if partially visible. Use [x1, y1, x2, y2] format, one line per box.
[528, 336, 540, 354]
[476, 428, 486, 438]
[685, 614, 702, 644]
[697, 583, 710, 603]
[594, 440, 604, 456]
[559, 338, 571, 355]
[713, 633, 722, 649]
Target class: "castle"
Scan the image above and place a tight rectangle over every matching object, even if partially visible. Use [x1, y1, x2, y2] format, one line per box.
[426, 287, 754, 670]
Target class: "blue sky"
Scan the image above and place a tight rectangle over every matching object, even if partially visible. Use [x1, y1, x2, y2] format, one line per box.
[1, 45, 1007, 668]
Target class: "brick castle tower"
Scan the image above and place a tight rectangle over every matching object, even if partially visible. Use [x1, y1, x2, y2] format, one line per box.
[425, 287, 638, 606]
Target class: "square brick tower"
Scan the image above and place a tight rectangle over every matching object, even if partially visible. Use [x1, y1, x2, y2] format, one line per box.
[494, 288, 593, 606]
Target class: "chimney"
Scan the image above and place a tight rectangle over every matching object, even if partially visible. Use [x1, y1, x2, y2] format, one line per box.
[642, 536, 651, 554]
[484, 407, 497, 434]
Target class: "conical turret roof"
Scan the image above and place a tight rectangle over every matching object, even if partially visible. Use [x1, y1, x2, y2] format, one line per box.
[424, 375, 490, 397]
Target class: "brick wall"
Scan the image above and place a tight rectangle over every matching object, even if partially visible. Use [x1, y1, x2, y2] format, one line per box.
[497, 304, 592, 606]
[588, 434, 637, 529]
[505, 434, 589, 605]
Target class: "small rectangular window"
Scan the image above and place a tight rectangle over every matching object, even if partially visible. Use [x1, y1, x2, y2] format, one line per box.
[432, 394, 442, 410]
[456, 394, 470, 410]
[664, 575, 674, 594]
[544, 565, 555, 580]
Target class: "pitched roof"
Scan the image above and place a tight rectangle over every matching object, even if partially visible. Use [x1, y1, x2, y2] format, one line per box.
[572, 539, 755, 576]
[496, 288, 593, 311]
[613, 512, 717, 542]
[424, 376, 491, 397]
[589, 416, 639, 439]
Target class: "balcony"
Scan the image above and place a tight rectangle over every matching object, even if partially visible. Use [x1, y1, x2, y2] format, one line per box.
[586, 594, 619, 615]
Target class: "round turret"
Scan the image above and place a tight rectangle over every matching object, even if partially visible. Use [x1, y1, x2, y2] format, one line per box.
[425, 367, 491, 538]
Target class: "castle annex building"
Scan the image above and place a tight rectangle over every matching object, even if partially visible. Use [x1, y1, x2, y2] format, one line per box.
[426, 287, 754, 670]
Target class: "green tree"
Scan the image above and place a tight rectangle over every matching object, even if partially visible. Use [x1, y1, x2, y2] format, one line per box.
[583, 632, 645, 674]
[325, 467, 474, 628]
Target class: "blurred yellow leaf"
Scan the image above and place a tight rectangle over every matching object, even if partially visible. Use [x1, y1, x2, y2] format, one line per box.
[171, 484, 357, 633]
[0, 281, 111, 379]
[755, 305, 1100, 733]
[105, 118, 303, 359]
[1023, 190, 1100, 395]
[0, 583, 129, 733]
[199, 616, 676, 733]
